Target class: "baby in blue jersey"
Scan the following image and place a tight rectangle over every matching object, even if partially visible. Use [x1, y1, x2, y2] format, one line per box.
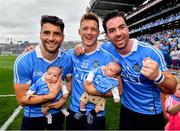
[26, 66, 69, 124]
[74, 62, 122, 124]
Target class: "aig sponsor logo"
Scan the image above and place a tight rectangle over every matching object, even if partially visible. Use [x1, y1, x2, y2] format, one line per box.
[72, 58, 79, 63]
[121, 72, 141, 84]
[74, 68, 89, 82]
[33, 72, 44, 77]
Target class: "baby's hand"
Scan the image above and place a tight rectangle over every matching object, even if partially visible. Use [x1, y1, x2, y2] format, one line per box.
[46, 77, 63, 98]
[41, 106, 49, 115]
[62, 93, 68, 99]
[26, 94, 34, 100]
[114, 98, 120, 103]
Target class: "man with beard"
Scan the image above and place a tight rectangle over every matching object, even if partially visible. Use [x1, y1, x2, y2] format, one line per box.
[14, 15, 72, 130]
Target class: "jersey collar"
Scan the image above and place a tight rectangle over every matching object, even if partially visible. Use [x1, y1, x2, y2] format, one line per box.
[131, 38, 138, 52]
[85, 44, 101, 55]
[35, 44, 62, 63]
[120, 39, 138, 57]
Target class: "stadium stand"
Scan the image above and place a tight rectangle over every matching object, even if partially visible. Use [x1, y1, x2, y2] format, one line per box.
[86, 0, 180, 72]
[0, 42, 38, 55]
[0, 41, 80, 55]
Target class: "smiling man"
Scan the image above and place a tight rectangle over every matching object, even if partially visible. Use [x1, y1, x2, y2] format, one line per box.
[13, 15, 72, 130]
[66, 12, 122, 130]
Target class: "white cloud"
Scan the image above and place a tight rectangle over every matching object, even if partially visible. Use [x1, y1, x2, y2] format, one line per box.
[0, 0, 90, 43]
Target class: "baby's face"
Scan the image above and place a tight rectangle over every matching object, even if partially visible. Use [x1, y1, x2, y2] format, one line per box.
[103, 63, 120, 77]
[45, 67, 61, 84]
[175, 83, 180, 98]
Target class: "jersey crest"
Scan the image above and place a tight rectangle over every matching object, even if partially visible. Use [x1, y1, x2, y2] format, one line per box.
[133, 63, 141, 72]
[92, 60, 100, 68]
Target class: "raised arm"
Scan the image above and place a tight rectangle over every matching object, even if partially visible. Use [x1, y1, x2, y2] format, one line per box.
[141, 57, 176, 94]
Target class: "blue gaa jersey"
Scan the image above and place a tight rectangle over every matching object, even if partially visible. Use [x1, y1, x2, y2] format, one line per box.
[67, 45, 114, 117]
[14, 45, 73, 117]
[92, 67, 119, 94]
[102, 39, 167, 115]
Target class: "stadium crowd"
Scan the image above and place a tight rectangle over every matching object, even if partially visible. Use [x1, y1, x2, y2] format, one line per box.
[130, 12, 180, 34]
[137, 28, 180, 71]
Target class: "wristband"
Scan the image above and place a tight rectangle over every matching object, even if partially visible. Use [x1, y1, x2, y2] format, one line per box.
[154, 69, 164, 84]
[154, 69, 162, 81]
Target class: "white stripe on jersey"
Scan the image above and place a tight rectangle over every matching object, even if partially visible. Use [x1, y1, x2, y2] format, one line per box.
[138, 41, 167, 71]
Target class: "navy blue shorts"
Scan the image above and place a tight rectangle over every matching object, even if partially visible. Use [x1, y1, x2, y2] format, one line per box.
[120, 104, 165, 130]
[20, 112, 65, 130]
[66, 109, 106, 130]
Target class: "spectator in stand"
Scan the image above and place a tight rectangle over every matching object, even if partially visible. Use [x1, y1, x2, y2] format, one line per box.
[177, 45, 180, 69]
[169, 38, 177, 51]
[160, 39, 172, 68]
[170, 45, 180, 70]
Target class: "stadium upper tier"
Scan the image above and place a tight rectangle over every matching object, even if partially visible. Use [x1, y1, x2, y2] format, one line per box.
[86, 0, 179, 37]
[86, 0, 147, 18]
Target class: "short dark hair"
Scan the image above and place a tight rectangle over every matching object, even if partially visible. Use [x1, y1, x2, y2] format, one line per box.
[102, 10, 127, 33]
[41, 15, 65, 33]
[80, 12, 99, 28]
[47, 65, 63, 74]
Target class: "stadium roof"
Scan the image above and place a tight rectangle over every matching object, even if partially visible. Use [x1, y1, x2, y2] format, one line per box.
[86, 0, 148, 18]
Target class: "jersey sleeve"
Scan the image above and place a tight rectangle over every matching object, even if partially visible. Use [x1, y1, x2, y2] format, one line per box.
[26, 83, 37, 95]
[13, 54, 33, 84]
[60, 51, 73, 80]
[151, 47, 168, 71]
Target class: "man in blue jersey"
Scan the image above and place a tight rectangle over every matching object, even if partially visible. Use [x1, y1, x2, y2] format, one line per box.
[65, 12, 122, 130]
[101, 10, 177, 130]
[75, 10, 177, 130]
[14, 15, 72, 130]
